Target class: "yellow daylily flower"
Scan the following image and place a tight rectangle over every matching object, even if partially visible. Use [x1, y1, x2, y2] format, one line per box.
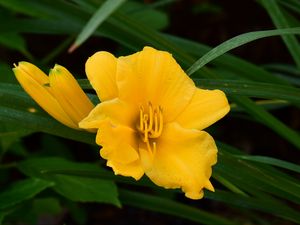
[80, 46, 230, 199]
[13, 62, 94, 129]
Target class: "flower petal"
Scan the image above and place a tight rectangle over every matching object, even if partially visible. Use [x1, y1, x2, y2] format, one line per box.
[140, 122, 217, 199]
[116, 46, 195, 122]
[16, 61, 49, 85]
[96, 119, 143, 180]
[85, 51, 118, 101]
[176, 88, 230, 130]
[79, 98, 138, 129]
[49, 65, 94, 125]
[96, 119, 144, 180]
[107, 160, 144, 180]
[96, 119, 139, 164]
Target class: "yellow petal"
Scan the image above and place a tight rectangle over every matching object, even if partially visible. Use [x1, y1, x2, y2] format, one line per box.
[107, 160, 144, 180]
[96, 119, 139, 164]
[176, 88, 230, 130]
[96, 119, 144, 180]
[140, 122, 217, 199]
[16, 61, 49, 85]
[95, 119, 144, 180]
[79, 98, 138, 129]
[13, 62, 77, 129]
[85, 51, 118, 101]
[49, 65, 94, 124]
[116, 46, 196, 122]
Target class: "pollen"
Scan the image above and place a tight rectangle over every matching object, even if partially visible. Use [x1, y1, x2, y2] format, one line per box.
[137, 102, 163, 153]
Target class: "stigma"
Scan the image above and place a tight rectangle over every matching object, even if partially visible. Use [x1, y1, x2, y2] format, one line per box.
[137, 102, 163, 153]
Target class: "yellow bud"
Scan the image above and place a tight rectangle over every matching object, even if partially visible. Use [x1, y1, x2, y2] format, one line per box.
[13, 62, 94, 130]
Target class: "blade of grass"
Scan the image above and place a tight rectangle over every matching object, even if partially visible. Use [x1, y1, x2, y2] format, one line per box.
[165, 34, 289, 84]
[0, 0, 54, 18]
[259, 0, 300, 70]
[278, 0, 300, 14]
[232, 96, 300, 149]
[205, 190, 300, 224]
[119, 189, 237, 225]
[194, 79, 300, 106]
[69, 0, 126, 52]
[218, 144, 300, 204]
[264, 63, 300, 76]
[234, 155, 300, 173]
[230, 100, 290, 113]
[187, 28, 300, 75]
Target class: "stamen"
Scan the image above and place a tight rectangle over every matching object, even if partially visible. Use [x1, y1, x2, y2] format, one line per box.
[153, 110, 158, 134]
[143, 119, 148, 142]
[152, 142, 157, 155]
[137, 102, 163, 153]
[148, 102, 153, 131]
[139, 106, 144, 131]
[157, 106, 163, 136]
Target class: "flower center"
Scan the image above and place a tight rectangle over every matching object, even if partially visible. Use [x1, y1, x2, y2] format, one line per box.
[137, 102, 163, 153]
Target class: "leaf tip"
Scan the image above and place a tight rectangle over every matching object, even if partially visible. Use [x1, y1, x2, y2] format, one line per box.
[68, 43, 78, 53]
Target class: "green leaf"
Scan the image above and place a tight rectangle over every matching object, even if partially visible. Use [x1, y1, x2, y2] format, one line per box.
[119, 189, 236, 225]
[0, 122, 32, 155]
[0, 178, 53, 210]
[205, 189, 300, 224]
[52, 174, 120, 206]
[234, 155, 300, 173]
[32, 197, 62, 216]
[3, 197, 63, 225]
[195, 79, 300, 106]
[187, 28, 300, 75]
[37, 160, 300, 224]
[70, 0, 126, 51]
[217, 146, 300, 205]
[0, 208, 14, 224]
[165, 34, 289, 84]
[18, 157, 120, 206]
[278, 0, 300, 15]
[232, 96, 300, 149]
[121, 1, 169, 30]
[0, 33, 29, 56]
[0, 62, 17, 84]
[259, 0, 300, 70]
[0, 0, 53, 18]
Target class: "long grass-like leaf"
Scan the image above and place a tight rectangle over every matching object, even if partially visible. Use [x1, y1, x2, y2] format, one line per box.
[187, 28, 300, 75]
[195, 79, 300, 106]
[69, 0, 126, 52]
[119, 189, 237, 225]
[231, 96, 300, 149]
[259, 0, 300, 70]
[234, 155, 300, 173]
